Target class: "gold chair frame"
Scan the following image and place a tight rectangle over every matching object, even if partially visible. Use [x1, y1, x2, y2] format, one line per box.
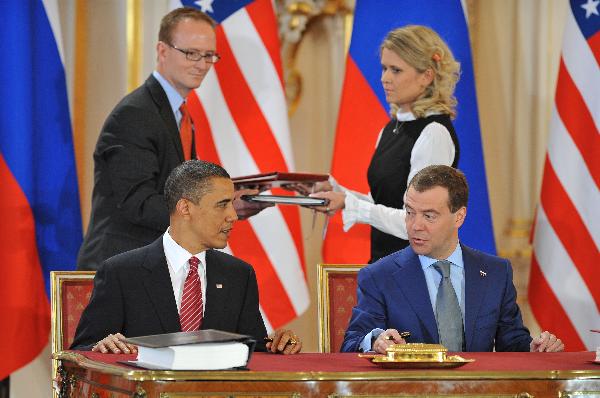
[50, 271, 95, 397]
[317, 264, 364, 353]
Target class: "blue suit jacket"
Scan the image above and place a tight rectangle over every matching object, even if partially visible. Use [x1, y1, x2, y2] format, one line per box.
[341, 244, 532, 352]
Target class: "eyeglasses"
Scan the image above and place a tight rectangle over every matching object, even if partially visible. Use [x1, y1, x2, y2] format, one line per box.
[166, 43, 221, 64]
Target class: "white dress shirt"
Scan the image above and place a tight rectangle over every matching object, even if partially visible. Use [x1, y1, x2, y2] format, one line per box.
[336, 110, 456, 239]
[162, 229, 207, 314]
[152, 70, 186, 128]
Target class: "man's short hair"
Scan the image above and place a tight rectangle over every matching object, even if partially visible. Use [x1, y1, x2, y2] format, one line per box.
[158, 7, 216, 44]
[408, 165, 468, 213]
[164, 160, 230, 214]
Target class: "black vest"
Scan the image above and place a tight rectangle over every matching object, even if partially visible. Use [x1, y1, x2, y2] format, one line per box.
[366, 114, 460, 262]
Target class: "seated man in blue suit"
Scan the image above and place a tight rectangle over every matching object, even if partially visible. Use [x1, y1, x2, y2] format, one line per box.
[342, 165, 564, 353]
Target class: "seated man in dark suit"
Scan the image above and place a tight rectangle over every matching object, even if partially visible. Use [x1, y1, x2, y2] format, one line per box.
[342, 165, 564, 353]
[71, 160, 301, 355]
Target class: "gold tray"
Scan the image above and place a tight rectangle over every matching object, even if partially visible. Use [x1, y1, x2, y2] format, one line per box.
[359, 353, 474, 369]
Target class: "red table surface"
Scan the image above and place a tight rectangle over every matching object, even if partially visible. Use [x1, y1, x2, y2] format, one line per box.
[73, 351, 599, 373]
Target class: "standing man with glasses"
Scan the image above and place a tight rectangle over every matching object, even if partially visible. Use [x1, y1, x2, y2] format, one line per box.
[78, 7, 267, 271]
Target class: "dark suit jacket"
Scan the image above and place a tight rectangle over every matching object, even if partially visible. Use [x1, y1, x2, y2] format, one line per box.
[71, 237, 268, 351]
[341, 244, 532, 352]
[78, 75, 187, 270]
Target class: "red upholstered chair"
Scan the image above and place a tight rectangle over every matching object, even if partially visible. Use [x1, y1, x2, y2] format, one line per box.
[317, 264, 364, 353]
[50, 271, 95, 396]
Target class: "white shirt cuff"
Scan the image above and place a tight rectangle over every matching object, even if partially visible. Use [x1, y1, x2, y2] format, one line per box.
[342, 192, 372, 232]
[359, 328, 385, 352]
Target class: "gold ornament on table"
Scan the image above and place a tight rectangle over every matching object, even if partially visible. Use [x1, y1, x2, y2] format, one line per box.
[360, 343, 475, 369]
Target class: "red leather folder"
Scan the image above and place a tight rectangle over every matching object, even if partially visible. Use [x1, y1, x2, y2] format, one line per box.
[232, 172, 328, 188]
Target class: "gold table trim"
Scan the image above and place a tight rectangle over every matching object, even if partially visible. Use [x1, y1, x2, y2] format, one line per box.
[54, 351, 600, 382]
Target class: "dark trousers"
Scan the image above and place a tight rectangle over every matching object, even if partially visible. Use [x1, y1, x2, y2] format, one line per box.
[0, 377, 8, 398]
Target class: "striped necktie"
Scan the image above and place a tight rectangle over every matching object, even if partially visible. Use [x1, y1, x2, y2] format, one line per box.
[179, 256, 203, 331]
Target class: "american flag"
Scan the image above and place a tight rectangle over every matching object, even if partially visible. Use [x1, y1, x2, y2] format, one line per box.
[175, 0, 309, 330]
[529, 0, 600, 351]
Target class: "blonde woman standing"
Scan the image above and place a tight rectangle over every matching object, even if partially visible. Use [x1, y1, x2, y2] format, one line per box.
[313, 25, 461, 262]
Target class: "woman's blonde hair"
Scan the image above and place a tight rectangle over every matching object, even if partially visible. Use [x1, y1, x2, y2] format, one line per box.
[381, 25, 460, 118]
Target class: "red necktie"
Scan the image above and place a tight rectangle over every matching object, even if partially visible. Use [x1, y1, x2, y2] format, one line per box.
[179, 102, 193, 160]
[179, 256, 203, 331]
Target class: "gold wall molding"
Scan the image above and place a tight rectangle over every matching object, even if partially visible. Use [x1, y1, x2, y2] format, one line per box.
[497, 247, 533, 259]
[503, 218, 533, 239]
[127, 0, 143, 93]
[74, 0, 88, 214]
[497, 218, 533, 259]
[277, 0, 353, 115]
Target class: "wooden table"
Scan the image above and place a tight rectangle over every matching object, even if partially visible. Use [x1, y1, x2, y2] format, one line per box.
[54, 350, 600, 397]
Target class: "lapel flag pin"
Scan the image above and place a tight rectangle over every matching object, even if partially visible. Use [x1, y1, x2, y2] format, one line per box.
[480, 270, 487, 277]
[216, 284, 223, 289]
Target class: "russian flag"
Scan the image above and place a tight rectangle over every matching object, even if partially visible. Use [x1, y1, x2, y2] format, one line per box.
[324, 0, 496, 263]
[0, 0, 82, 378]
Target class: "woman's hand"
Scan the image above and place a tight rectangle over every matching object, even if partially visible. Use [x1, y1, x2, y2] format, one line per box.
[309, 191, 346, 215]
[282, 180, 333, 196]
